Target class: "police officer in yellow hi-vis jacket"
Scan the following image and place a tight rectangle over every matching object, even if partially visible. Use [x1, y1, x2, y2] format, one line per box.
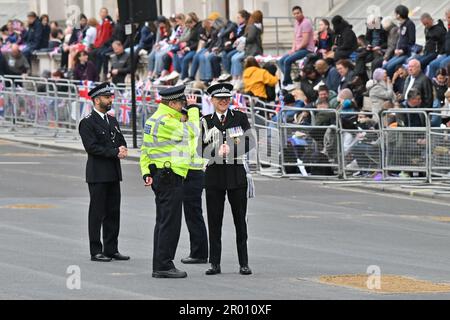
[140, 85, 201, 279]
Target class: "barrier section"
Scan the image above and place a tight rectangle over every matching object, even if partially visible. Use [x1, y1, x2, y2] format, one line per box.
[339, 111, 383, 180]
[253, 101, 282, 175]
[279, 107, 340, 178]
[382, 110, 430, 181]
[429, 112, 450, 181]
[0, 77, 16, 127]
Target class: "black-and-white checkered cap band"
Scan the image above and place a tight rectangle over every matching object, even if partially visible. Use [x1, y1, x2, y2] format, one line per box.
[160, 92, 186, 101]
[90, 86, 114, 99]
[210, 87, 232, 98]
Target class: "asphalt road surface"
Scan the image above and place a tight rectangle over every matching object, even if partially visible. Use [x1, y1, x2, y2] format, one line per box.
[1, 140, 450, 300]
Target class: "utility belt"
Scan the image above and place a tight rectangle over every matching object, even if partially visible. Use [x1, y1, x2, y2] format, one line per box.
[148, 162, 184, 188]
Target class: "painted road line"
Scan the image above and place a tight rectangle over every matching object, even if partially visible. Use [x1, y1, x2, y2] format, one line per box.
[0, 162, 41, 165]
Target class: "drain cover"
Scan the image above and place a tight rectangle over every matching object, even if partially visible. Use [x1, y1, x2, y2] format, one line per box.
[319, 275, 450, 294]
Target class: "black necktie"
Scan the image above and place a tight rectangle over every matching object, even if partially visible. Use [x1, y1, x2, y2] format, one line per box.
[103, 114, 108, 125]
[220, 114, 225, 125]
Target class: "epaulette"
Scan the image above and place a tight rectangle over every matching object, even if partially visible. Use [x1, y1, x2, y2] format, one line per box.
[84, 113, 92, 119]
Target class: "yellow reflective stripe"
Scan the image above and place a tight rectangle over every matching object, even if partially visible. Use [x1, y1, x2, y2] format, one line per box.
[147, 152, 191, 160]
[142, 140, 188, 148]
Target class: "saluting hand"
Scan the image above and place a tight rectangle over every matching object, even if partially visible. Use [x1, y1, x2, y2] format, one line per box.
[186, 94, 198, 106]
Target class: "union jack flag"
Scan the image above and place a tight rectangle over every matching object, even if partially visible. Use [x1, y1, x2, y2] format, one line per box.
[119, 104, 131, 125]
[232, 93, 245, 111]
[78, 80, 94, 101]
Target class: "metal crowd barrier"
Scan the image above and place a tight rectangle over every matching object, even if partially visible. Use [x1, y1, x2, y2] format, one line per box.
[339, 111, 382, 180]
[429, 112, 450, 182]
[381, 109, 430, 182]
[278, 107, 340, 178]
[2, 74, 450, 183]
[251, 101, 282, 176]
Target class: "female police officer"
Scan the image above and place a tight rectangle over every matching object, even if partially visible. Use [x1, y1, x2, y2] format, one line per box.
[201, 82, 255, 275]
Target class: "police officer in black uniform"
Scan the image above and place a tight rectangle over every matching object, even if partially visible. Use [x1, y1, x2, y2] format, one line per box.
[201, 82, 255, 275]
[79, 82, 130, 262]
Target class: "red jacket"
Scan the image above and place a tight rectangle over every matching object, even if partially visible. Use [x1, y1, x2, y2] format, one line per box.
[94, 18, 113, 49]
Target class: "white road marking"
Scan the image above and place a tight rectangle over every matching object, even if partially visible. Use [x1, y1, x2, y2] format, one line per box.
[0, 162, 41, 165]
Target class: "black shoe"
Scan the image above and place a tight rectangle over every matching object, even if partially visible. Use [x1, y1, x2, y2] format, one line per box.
[181, 257, 208, 264]
[239, 265, 252, 275]
[205, 264, 221, 275]
[152, 268, 187, 279]
[90, 254, 112, 262]
[106, 252, 130, 261]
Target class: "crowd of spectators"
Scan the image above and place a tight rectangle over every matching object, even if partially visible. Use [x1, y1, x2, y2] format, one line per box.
[1, 5, 450, 127]
[1, 4, 450, 177]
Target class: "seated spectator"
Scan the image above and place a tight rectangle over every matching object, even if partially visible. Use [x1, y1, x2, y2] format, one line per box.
[354, 15, 387, 80]
[433, 68, 448, 107]
[429, 68, 448, 126]
[309, 85, 339, 109]
[4, 44, 30, 76]
[350, 113, 381, 173]
[208, 17, 237, 82]
[73, 50, 98, 82]
[372, 16, 399, 71]
[315, 19, 334, 58]
[82, 18, 98, 52]
[183, 13, 215, 83]
[384, 5, 416, 77]
[61, 15, 86, 70]
[40, 14, 51, 49]
[336, 59, 356, 92]
[299, 64, 322, 103]
[22, 12, 44, 61]
[428, 9, 450, 78]
[242, 56, 278, 101]
[417, 13, 447, 71]
[337, 88, 358, 113]
[130, 21, 155, 57]
[278, 6, 315, 90]
[196, 17, 227, 85]
[392, 64, 408, 96]
[179, 12, 203, 80]
[48, 29, 62, 49]
[230, 10, 263, 89]
[403, 59, 434, 108]
[159, 13, 190, 78]
[401, 88, 427, 126]
[107, 41, 131, 84]
[97, 10, 127, 80]
[272, 92, 300, 123]
[366, 68, 395, 114]
[222, 10, 250, 76]
[329, 15, 357, 61]
[2, 20, 21, 45]
[147, 16, 172, 80]
[314, 59, 341, 92]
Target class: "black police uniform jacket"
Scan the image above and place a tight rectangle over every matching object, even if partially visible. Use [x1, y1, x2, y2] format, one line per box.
[201, 110, 255, 190]
[79, 111, 127, 183]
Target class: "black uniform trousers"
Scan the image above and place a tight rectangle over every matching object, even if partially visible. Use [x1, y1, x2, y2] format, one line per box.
[206, 187, 248, 266]
[152, 170, 184, 271]
[88, 181, 121, 256]
[183, 170, 208, 259]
